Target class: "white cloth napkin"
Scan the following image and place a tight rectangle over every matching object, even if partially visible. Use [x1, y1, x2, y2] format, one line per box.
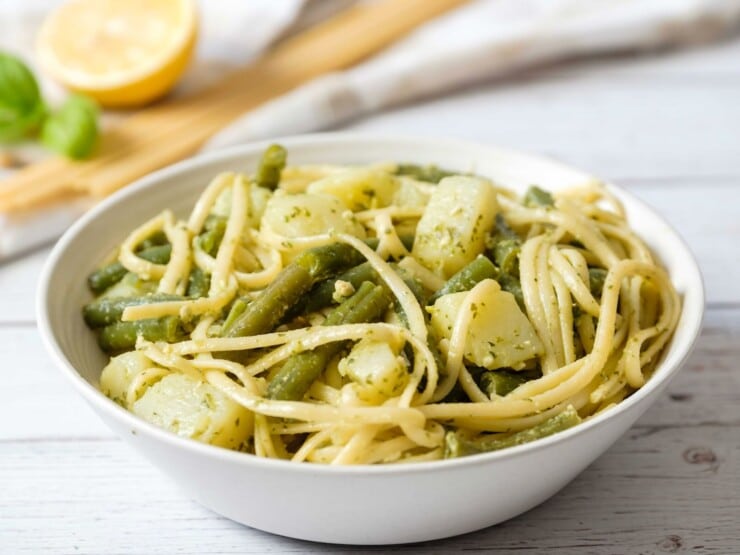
[205, 0, 740, 148]
[1, 0, 739, 260]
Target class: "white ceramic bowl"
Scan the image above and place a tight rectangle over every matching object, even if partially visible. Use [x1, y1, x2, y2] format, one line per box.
[38, 134, 704, 545]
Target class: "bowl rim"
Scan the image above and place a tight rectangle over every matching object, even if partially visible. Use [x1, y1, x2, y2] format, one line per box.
[37, 132, 706, 476]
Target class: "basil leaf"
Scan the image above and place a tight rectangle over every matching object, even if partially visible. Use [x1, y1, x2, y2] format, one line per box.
[41, 95, 99, 159]
[0, 52, 46, 141]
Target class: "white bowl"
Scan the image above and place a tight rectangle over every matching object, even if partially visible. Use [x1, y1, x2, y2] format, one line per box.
[37, 134, 704, 545]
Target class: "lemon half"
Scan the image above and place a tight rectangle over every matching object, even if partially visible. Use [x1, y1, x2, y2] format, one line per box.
[37, 0, 197, 108]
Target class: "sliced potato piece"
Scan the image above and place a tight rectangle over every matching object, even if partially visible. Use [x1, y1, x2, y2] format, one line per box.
[307, 168, 399, 211]
[261, 192, 365, 239]
[338, 338, 408, 402]
[429, 286, 543, 370]
[100, 351, 158, 407]
[393, 177, 431, 209]
[132, 373, 253, 449]
[412, 176, 497, 277]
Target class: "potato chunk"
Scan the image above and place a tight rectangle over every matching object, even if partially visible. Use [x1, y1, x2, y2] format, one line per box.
[307, 168, 399, 211]
[100, 351, 157, 407]
[338, 338, 408, 402]
[393, 177, 430, 209]
[429, 285, 543, 370]
[412, 176, 497, 277]
[132, 373, 253, 450]
[261, 192, 365, 239]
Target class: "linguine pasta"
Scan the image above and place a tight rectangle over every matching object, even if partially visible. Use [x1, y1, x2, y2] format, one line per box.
[83, 145, 680, 464]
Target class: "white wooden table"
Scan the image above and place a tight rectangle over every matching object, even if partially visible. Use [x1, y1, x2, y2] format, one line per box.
[2, 38, 740, 555]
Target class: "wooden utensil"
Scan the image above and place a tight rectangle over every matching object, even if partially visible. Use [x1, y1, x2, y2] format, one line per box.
[0, 0, 467, 212]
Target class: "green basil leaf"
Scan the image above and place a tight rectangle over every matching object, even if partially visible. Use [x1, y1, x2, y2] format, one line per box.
[41, 95, 99, 159]
[0, 52, 46, 141]
[0, 102, 46, 142]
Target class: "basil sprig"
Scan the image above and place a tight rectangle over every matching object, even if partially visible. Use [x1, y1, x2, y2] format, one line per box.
[0, 52, 46, 141]
[0, 51, 99, 159]
[41, 95, 99, 159]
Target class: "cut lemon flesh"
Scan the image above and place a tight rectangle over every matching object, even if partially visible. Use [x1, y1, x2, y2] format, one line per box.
[37, 0, 197, 107]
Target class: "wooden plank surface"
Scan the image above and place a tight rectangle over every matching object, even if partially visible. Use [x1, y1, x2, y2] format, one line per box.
[1, 30, 739, 555]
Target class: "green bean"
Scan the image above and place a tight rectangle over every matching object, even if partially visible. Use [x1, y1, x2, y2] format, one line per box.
[186, 267, 210, 298]
[523, 185, 554, 208]
[136, 230, 168, 251]
[398, 267, 428, 304]
[97, 316, 181, 353]
[427, 248, 523, 309]
[493, 239, 520, 277]
[481, 214, 525, 303]
[394, 164, 457, 184]
[136, 244, 172, 263]
[83, 293, 184, 328]
[589, 267, 608, 298]
[444, 405, 582, 458]
[303, 262, 378, 314]
[479, 370, 527, 397]
[493, 213, 518, 240]
[390, 269, 430, 331]
[87, 263, 128, 296]
[489, 214, 521, 277]
[424, 324, 446, 386]
[222, 297, 252, 332]
[300, 248, 370, 290]
[322, 281, 383, 327]
[297, 260, 426, 322]
[294, 242, 367, 281]
[255, 144, 287, 190]
[203, 214, 225, 230]
[497, 272, 525, 311]
[222, 263, 311, 338]
[222, 242, 363, 338]
[198, 217, 227, 257]
[308, 235, 416, 307]
[266, 282, 391, 401]
[267, 351, 327, 402]
[87, 244, 172, 294]
[430, 256, 497, 303]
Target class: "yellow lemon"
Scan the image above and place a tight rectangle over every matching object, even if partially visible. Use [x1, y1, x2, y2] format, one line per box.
[37, 0, 197, 108]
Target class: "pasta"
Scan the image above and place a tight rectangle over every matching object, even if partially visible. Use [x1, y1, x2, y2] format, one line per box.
[83, 145, 681, 464]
